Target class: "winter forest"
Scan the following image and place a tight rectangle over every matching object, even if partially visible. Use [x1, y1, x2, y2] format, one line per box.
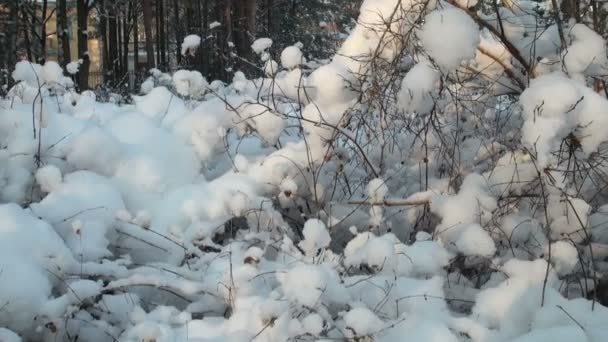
[1, 0, 608, 341]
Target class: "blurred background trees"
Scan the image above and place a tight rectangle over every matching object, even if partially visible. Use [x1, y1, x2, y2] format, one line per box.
[0, 0, 360, 91]
[1, 0, 605, 92]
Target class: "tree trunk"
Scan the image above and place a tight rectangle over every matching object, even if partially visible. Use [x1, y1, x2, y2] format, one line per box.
[235, 0, 246, 57]
[3, 1, 19, 71]
[173, 0, 181, 65]
[246, 0, 256, 41]
[40, 0, 48, 63]
[186, 0, 194, 34]
[224, 0, 233, 45]
[58, 0, 71, 67]
[21, 5, 33, 62]
[155, 0, 161, 68]
[118, 11, 124, 78]
[185, 0, 195, 69]
[164, 0, 169, 67]
[142, 0, 155, 69]
[213, 0, 230, 80]
[109, 6, 118, 84]
[132, 1, 139, 73]
[158, 0, 166, 69]
[28, 5, 38, 61]
[266, 0, 273, 34]
[77, 0, 91, 89]
[123, 3, 130, 76]
[100, 3, 110, 82]
[201, 0, 209, 74]
[235, 0, 256, 66]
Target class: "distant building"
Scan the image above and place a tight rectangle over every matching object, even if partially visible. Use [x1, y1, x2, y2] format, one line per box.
[43, 1, 155, 88]
[42, 1, 102, 73]
[1, 1, 159, 88]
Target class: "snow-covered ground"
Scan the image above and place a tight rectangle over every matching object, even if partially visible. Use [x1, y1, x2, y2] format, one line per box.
[2, 0, 608, 341]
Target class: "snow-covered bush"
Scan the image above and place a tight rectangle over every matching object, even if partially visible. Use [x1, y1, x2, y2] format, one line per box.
[2, 0, 608, 341]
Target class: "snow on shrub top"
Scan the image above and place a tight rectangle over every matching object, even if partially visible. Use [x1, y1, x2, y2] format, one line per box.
[419, 7, 480, 70]
[12, 60, 42, 86]
[35, 164, 63, 193]
[181, 34, 201, 56]
[251, 37, 273, 54]
[281, 45, 305, 69]
[398, 61, 439, 114]
[299, 218, 331, 256]
[66, 59, 82, 75]
[172, 69, 208, 98]
[367, 178, 388, 202]
[343, 307, 384, 337]
[41, 61, 64, 85]
[563, 24, 608, 81]
[263, 59, 279, 77]
[520, 73, 608, 167]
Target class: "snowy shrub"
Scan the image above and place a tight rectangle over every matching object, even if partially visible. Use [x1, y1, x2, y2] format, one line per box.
[2, 0, 608, 341]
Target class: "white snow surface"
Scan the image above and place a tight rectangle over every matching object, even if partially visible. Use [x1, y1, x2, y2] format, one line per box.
[2, 1, 608, 341]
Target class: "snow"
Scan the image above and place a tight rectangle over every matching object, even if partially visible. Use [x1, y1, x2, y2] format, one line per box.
[367, 177, 388, 202]
[454, 0, 478, 7]
[66, 60, 81, 75]
[181, 34, 201, 56]
[0, 204, 75, 336]
[41, 61, 64, 84]
[344, 232, 414, 274]
[0, 328, 21, 342]
[343, 307, 384, 337]
[510, 326, 587, 342]
[301, 313, 324, 335]
[236, 103, 286, 145]
[140, 78, 154, 94]
[133, 86, 186, 123]
[381, 318, 459, 342]
[306, 63, 355, 109]
[66, 126, 123, 176]
[12, 60, 42, 86]
[563, 24, 608, 81]
[31, 171, 126, 261]
[2, 1, 608, 340]
[454, 223, 496, 257]
[398, 61, 439, 114]
[520, 72, 608, 167]
[280, 45, 305, 69]
[251, 37, 273, 54]
[263, 59, 279, 77]
[431, 174, 497, 256]
[299, 218, 331, 256]
[419, 7, 480, 70]
[172, 70, 208, 98]
[277, 264, 347, 309]
[406, 238, 453, 276]
[35, 164, 63, 193]
[546, 241, 579, 276]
